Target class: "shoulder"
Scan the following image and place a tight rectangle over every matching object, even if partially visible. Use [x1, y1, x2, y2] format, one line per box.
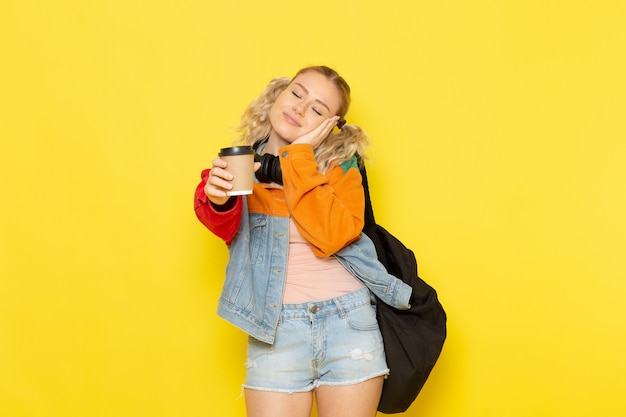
[339, 155, 359, 173]
[327, 155, 362, 185]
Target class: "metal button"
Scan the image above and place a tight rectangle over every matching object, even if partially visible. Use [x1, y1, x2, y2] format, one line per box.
[309, 305, 320, 314]
[281, 151, 289, 158]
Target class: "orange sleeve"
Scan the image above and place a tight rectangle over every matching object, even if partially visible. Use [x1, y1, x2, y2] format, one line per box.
[279, 144, 364, 257]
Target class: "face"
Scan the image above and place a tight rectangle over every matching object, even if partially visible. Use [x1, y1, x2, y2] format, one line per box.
[268, 70, 343, 145]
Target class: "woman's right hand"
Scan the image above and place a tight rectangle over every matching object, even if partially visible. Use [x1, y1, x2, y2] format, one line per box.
[204, 157, 234, 206]
[204, 157, 261, 205]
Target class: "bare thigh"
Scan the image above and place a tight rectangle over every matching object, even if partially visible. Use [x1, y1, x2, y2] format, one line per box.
[316, 376, 384, 417]
[244, 389, 313, 417]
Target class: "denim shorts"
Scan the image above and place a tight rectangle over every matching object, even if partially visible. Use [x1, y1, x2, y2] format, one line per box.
[243, 287, 389, 393]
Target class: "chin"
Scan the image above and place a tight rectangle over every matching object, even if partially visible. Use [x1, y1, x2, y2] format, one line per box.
[270, 129, 297, 145]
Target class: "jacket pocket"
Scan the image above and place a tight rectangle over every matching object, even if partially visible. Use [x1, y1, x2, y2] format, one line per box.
[248, 214, 268, 265]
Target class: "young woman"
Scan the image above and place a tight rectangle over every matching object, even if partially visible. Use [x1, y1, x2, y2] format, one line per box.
[194, 66, 411, 417]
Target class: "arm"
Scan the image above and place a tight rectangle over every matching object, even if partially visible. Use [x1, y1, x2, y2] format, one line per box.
[194, 169, 242, 244]
[280, 144, 364, 257]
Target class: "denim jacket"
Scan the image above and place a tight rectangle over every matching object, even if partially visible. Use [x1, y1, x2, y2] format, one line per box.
[217, 197, 412, 344]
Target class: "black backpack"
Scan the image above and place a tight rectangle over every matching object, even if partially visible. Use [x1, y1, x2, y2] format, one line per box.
[360, 163, 447, 414]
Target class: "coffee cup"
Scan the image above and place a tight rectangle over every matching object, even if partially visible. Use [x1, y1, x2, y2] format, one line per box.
[218, 146, 255, 196]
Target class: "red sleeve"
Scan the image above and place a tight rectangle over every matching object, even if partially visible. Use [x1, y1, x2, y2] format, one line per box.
[194, 169, 242, 244]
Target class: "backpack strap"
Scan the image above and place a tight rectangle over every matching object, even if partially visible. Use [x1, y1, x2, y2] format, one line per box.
[357, 157, 376, 227]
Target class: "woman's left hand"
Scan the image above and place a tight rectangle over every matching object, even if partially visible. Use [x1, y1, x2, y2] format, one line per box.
[293, 116, 339, 148]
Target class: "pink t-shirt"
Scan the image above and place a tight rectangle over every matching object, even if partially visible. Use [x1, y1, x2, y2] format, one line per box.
[283, 218, 365, 304]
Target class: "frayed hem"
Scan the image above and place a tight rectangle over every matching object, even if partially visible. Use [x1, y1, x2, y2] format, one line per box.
[242, 369, 390, 394]
[316, 369, 390, 387]
[242, 384, 315, 394]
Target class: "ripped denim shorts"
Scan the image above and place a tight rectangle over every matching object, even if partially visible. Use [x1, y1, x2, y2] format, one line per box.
[243, 287, 389, 393]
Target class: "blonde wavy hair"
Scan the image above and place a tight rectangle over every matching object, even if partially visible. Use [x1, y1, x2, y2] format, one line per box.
[235, 66, 370, 174]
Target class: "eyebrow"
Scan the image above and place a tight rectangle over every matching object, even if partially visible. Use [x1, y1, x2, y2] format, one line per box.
[293, 83, 331, 112]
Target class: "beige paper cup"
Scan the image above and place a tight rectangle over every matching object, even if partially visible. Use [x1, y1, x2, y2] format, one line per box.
[218, 146, 255, 196]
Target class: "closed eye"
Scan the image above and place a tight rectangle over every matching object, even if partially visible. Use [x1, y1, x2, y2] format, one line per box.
[312, 107, 322, 116]
[291, 91, 302, 99]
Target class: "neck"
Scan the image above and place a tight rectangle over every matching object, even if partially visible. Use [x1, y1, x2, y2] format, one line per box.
[263, 132, 290, 155]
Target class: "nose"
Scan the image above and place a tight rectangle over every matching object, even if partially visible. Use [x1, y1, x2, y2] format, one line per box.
[293, 103, 304, 116]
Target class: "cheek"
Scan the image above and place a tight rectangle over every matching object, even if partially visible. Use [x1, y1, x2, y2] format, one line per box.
[269, 105, 282, 127]
[304, 116, 326, 131]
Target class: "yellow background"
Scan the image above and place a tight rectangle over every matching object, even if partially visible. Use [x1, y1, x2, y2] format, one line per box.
[2, 1, 625, 416]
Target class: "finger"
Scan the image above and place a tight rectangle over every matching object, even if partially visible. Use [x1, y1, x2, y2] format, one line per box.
[204, 182, 229, 198]
[323, 116, 339, 132]
[212, 157, 228, 169]
[210, 166, 234, 181]
[209, 174, 234, 192]
[319, 116, 339, 138]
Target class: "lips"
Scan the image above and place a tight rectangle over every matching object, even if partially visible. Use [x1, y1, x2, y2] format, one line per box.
[283, 112, 301, 127]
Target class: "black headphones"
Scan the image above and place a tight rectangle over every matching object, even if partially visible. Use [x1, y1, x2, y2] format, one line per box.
[253, 139, 283, 185]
